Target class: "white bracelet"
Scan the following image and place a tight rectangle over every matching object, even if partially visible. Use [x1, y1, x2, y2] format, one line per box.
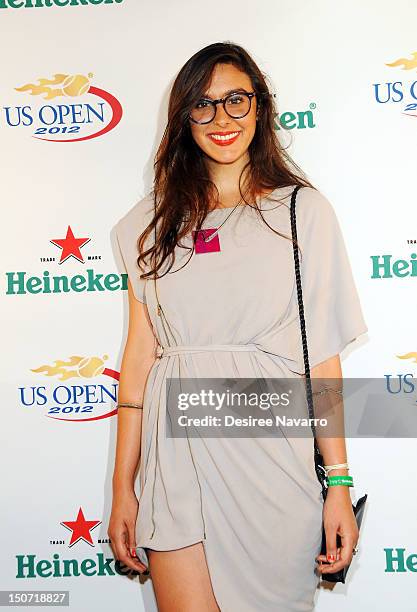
[323, 462, 349, 475]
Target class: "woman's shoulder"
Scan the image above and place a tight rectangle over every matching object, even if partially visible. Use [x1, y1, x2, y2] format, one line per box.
[265, 184, 337, 226]
[270, 185, 339, 235]
[270, 184, 334, 212]
[115, 192, 155, 235]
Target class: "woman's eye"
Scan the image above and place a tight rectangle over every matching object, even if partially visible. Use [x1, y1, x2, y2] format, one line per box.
[195, 100, 211, 109]
[227, 95, 244, 105]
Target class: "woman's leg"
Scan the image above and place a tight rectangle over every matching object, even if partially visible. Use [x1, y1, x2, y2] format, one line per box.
[147, 541, 221, 612]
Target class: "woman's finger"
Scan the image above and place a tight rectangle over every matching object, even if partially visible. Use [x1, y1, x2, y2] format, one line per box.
[324, 523, 338, 564]
[318, 534, 355, 574]
[125, 521, 148, 573]
[111, 525, 148, 574]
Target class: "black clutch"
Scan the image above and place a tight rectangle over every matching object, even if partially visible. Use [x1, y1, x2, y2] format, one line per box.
[290, 185, 368, 584]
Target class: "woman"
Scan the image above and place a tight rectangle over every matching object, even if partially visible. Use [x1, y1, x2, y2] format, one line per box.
[108, 42, 368, 611]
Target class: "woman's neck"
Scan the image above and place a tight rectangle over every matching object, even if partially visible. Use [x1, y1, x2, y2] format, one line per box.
[206, 153, 251, 207]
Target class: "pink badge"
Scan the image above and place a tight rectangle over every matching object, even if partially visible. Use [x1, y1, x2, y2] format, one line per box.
[193, 228, 221, 254]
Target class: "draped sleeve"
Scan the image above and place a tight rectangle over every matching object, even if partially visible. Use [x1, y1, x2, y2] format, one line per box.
[277, 186, 368, 374]
[114, 194, 154, 304]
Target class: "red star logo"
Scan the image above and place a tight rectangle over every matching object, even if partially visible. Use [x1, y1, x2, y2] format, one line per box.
[61, 507, 101, 547]
[50, 226, 90, 264]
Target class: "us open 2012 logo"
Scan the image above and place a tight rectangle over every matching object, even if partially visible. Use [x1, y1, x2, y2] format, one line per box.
[22, 354, 121, 421]
[3, 72, 122, 142]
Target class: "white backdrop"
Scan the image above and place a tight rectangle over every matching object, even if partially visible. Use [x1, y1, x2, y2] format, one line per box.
[2, 1, 417, 610]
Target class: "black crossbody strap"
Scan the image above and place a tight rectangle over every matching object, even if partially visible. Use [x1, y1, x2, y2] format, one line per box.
[290, 185, 327, 494]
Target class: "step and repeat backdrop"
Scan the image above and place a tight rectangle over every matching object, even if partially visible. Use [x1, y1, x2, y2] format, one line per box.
[2, 1, 416, 610]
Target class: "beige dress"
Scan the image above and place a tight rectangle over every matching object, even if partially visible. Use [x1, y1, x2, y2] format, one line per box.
[115, 185, 368, 612]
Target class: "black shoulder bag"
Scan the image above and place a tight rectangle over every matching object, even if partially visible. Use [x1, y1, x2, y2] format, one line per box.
[290, 185, 368, 584]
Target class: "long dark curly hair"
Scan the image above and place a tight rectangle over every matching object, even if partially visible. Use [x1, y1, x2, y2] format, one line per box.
[137, 41, 315, 280]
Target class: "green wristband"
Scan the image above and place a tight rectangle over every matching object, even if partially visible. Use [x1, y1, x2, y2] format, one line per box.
[327, 475, 353, 487]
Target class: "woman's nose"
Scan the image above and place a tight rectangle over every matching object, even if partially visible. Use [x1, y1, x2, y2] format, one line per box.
[213, 103, 231, 126]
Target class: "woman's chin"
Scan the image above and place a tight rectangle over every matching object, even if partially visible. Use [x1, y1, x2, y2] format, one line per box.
[205, 148, 246, 165]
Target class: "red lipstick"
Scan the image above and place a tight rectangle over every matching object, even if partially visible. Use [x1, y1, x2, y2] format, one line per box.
[207, 130, 241, 147]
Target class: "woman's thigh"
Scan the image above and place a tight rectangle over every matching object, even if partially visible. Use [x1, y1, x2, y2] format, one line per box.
[147, 541, 220, 612]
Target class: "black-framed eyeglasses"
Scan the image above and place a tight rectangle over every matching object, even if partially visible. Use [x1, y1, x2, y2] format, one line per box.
[189, 91, 258, 125]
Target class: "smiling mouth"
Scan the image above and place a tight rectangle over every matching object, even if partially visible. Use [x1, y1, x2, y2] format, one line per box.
[207, 131, 241, 146]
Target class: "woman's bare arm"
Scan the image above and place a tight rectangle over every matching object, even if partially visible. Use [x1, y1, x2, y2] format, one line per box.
[311, 354, 359, 575]
[311, 354, 347, 478]
[112, 278, 157, 493]
[108, 279, 156, 574]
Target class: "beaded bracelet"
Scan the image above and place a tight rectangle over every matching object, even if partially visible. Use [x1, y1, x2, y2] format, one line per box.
[312, 386, 343, 397]
[327, 475, 353, 487]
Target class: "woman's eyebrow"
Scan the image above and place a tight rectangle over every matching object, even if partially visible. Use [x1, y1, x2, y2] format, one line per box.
[202, 87, 248, 99]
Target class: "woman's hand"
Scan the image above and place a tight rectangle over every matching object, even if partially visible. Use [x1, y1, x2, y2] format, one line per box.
[108, 488, 148, 575]
[315, 487, 359, 576]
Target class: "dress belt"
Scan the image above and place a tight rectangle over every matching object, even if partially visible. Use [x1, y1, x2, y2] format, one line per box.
[156, 342, 260, 358]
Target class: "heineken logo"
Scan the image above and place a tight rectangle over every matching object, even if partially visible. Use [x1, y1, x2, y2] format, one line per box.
[15, 506, 136, 579]
[6, 269, 127, 294]
[4, 225, 129, 296]
[370, 254, 417, 278]
[384, 548, 417, 572]
[16, 552, 133, 578]
[1, 0, 123, 9]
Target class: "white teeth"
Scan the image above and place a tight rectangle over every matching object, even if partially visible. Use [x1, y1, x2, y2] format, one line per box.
[209, 132, 239, 141]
